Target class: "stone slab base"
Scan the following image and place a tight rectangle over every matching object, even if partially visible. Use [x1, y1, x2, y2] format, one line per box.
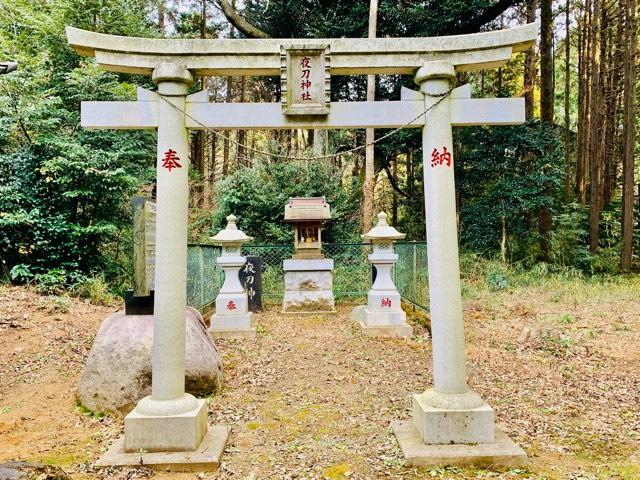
[283, 259, 334, 271]
[95, 425, 230, 472]
[125, 399, 207, 452]
[412, 393, 495, 444]
[392, 420, 526, 468]
[210, 327, 256, 339]
[350, 305, 366, 322]
[281, 309, 337, 315]
[210, 312, 254, 339]
[358, 320, 413, 338]
[282, 290, 335, 313]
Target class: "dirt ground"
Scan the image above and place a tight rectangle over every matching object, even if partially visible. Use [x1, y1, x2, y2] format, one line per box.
[0, 279, 639, 480]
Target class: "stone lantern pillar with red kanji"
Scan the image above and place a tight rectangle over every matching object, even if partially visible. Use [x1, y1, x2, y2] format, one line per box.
[352, 212, 413, 338]
[209, 214, 256, 339]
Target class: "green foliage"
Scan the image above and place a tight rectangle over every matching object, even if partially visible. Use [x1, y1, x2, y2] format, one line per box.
[71, 274, 118, 305]
[0, 1, 156, 285]
[212, 160, 361, 244]
[34, 268, 69, 295]
[487, 269, 509, 291]
[244, 0, 517, 39]
[456, 120, 564, 261]
[550, 203, 621, 275]
[550, 203, 592, 271]
[9, 264, 33, 283]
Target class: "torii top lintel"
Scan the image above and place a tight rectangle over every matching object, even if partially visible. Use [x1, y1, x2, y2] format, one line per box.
[66, 23, 538, 77]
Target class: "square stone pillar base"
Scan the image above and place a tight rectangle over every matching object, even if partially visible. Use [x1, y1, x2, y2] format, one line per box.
[392, 420, 526, 468]
[350, 305, 413, 338]
[412, 393, 495, 445]
[124, 398, 208, 452]
[209, 312, 256, 339]
[95, 425, 230, 472]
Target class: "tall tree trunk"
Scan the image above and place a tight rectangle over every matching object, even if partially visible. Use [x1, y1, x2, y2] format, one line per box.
[575, 3, 589, 203]
[313, 130, 328, 156]
[563, 0, 572, 202]
[621, 0, 637, 270]
[392, 155, 398, 225]
[157, 0, 165, 35]
[222, 76, 232, 176]
[192, 1, 208, 197]
[407, 146, 414, 198]
[210, 131, 217, 185]
[237, 76, 247, 165]
[524, 0, 537, 118]
[588, 0, 604, 253]
[222, 3, 235, 176]
[363, 0, 379, 231]
[540, 0, 554, 123]
[600, 3, 622, 206]
[539, 0, 554, 261]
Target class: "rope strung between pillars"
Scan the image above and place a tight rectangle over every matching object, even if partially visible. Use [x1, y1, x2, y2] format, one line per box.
[158, 89, 453, 162]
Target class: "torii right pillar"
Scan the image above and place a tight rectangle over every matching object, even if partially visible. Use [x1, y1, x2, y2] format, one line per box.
[392, 61, 527, 467]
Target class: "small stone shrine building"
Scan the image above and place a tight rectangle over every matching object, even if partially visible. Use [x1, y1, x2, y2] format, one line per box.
[285, 197, 331, 259]
[282, 197, 335, 313]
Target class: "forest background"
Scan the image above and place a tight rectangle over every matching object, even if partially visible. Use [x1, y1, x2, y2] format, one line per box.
[0, 0, 637, 296]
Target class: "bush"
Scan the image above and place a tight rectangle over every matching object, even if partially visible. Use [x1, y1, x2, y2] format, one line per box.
[550, 203, 592, 271]
[456, 120, 564, 261]
[212, 159, 361, 244]
[9, 264, 33, 284]
[71, 275, 118, 305]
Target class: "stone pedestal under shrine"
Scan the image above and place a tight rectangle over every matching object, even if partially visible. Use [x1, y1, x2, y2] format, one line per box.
[282, 259, 335, 313]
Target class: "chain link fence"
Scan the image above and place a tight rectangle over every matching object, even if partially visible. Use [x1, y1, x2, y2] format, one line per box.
[394, 242, 429, 311]
[186, 244, 222, 311]
[186, 241, 429, 312]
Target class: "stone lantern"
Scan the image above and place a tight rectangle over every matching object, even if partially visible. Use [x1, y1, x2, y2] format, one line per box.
[352, 212, 413, 337]
[209, 214, 256, 339]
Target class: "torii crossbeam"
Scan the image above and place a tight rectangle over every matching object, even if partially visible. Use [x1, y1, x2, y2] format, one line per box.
[67, 23, 537, 470]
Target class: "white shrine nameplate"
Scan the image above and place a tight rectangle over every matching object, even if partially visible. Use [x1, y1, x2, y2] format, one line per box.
[281, 44, 330, 116]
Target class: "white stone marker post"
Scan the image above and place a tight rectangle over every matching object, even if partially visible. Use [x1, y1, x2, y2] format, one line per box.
[352, 212, 412, 338]
[209, 214, 256, 339]
[124, 63, 209, 453]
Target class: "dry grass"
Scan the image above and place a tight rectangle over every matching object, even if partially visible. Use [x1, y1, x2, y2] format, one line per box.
[0, 274, 638, 479]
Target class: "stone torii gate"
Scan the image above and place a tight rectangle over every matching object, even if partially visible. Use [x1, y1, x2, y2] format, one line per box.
[67, 23, 537, 469]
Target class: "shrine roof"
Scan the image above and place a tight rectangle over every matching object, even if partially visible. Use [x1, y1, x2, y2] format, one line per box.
[284, 197, 331, 222]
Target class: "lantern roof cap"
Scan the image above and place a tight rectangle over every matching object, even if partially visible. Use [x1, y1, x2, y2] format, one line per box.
[284, 197, 331, 223]
[362, 212, 406, 241]
[210, 214, 253, 245]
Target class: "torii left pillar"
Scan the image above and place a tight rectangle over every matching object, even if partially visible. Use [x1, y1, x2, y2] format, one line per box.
[98, 63, 229, 470]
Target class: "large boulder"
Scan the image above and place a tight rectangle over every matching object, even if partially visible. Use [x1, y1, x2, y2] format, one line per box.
[0, 462, 70, 480]
[77, 307, 223, 416]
